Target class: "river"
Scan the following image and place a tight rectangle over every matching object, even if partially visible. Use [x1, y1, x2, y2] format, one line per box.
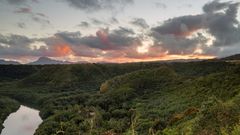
[0, 105, 42, 135]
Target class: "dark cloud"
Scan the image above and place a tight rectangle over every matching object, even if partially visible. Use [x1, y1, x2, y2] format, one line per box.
[13, 7, 50, 26]
[151, 32, 208, 54]
[112, 27, 135, 35]
[65, 0, 133, 12]
[41, 28, 139, 59]
[0, 34, 39, 57]
[36, 27, 138, 58]
[54, 31, 82, 43]
[32, 16, 50, 25]
[4, 0, 26, 4]
[90, 18, 108, 26]
[0, 34, 31, 46]
[110, 17, 119, 24]
[66, 0, 101, 11]
[17, 22, 26, 29]
[208, 2, 240, 46]
[14, 7, 32, 14]
[78, 21, 90, 28]
[3, 0, 40, 5]
[203, 0, 231, 13]
[151, 0, 240, 55]
[55, 27, 137, 50]
[4, 0, 133, 12]
[32, 0, 39, 3]
[32, 13, 50, 26]
[71, 45, 102, 58]
[36, 13, 47, 17]
[130, 18, 149, 29]
[104, 27, 138, 49]
[152, 14, 204, 36]
[0, 34, 72, 57]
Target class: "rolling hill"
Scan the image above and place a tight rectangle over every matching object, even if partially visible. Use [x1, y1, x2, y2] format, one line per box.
[221, 54, 240, 61]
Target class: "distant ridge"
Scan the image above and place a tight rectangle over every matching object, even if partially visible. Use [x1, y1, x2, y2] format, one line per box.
[156, 58, 204, 63]
[27, 57, 72, 65]
[221, 54, 240, 61]
[4, 54, 240, 65]
[0, 59, 20, 65]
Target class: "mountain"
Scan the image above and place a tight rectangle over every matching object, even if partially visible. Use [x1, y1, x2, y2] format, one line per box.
[0, 59, 20, 65]
[28, 57, 72, 65]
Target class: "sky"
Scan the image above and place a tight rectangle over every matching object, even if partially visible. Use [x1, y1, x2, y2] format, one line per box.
[0, 0, 240, 63]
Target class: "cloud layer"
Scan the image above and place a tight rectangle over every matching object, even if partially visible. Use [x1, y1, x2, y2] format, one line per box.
[152, 0, 240, 56]
[0, 0, 240, 63]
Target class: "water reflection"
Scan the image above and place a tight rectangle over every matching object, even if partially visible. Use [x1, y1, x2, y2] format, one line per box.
[1, 105, 42, 135]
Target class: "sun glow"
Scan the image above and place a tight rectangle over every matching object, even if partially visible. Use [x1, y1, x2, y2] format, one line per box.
[137, 38, 153, 54]
[137, 45, 149, 53]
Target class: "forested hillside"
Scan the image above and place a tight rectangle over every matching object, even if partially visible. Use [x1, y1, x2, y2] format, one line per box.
[0, 61, 240, 135]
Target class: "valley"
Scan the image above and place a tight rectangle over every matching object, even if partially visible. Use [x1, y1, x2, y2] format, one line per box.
[0, 59, 240, 135]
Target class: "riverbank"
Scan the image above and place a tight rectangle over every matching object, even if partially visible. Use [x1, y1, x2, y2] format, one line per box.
[1, 105, 42, 135]
[0, 96, 20, 132]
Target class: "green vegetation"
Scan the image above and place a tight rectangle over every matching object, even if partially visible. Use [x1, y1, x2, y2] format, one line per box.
[0, 61, 240, 134]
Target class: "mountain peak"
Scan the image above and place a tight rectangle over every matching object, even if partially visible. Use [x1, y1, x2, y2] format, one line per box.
[28, 57, 72, 65]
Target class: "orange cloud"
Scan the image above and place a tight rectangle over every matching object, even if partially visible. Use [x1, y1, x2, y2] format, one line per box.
[53, 44, 72, 56]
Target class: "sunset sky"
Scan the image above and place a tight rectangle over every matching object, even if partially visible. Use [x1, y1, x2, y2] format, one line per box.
[0, 0, 240, 63]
